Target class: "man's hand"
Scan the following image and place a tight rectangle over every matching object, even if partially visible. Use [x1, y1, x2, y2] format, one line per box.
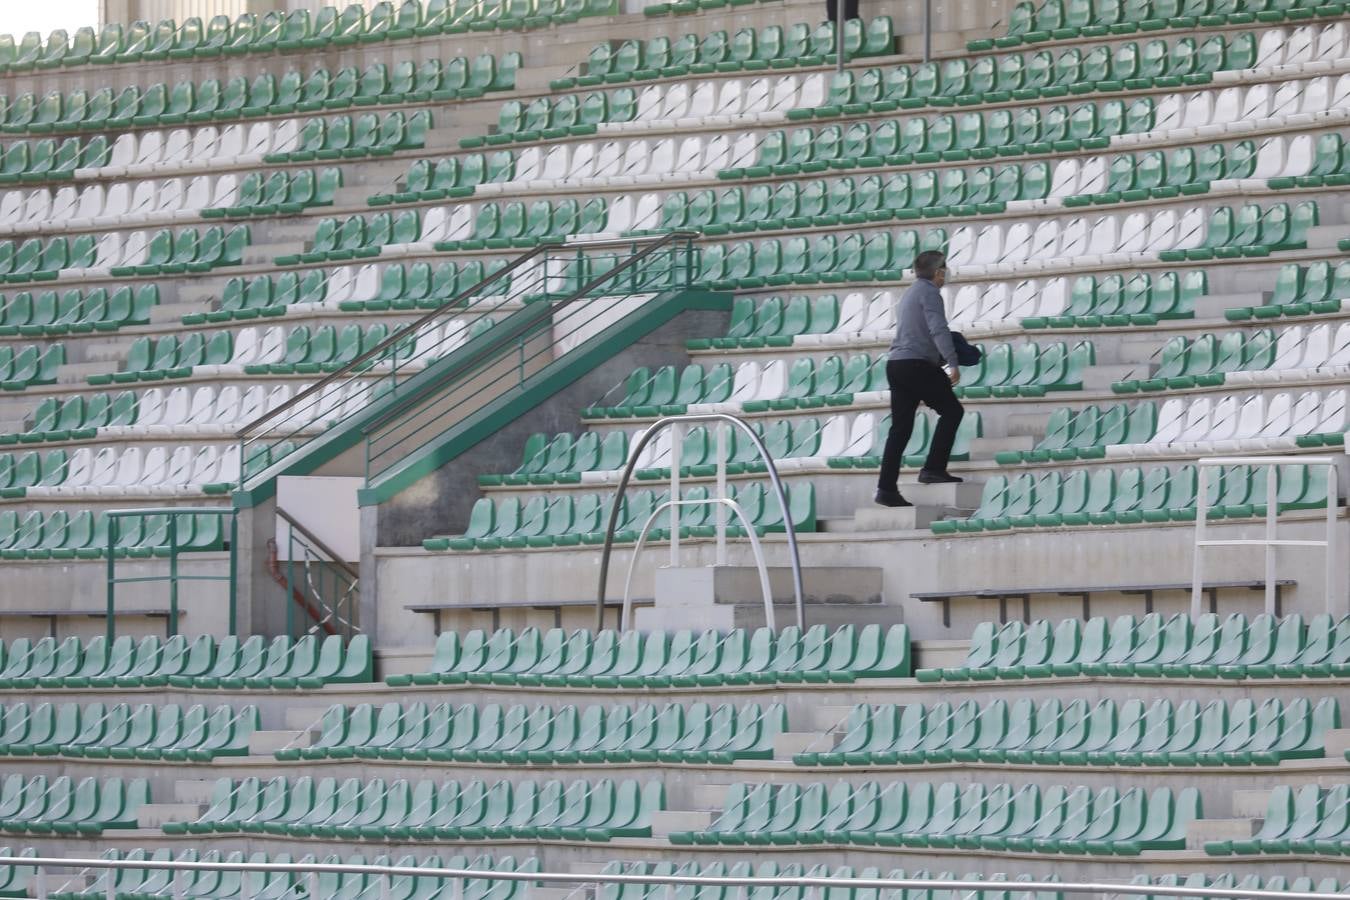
[948, 366, 961, 386]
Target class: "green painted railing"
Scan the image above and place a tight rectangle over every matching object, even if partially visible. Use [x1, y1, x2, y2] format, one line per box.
[104, 507, 239, 642]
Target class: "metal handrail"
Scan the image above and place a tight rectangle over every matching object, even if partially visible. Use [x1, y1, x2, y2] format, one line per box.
[595, 413, 804, 632]
[235, 242, 560, 442]
[621, 497, 775, 631]
[1192, 455, 1341, 617]
[275, 507, 356, 581]
[359, 232, 698, 444]
[2, 856, 1348, 900]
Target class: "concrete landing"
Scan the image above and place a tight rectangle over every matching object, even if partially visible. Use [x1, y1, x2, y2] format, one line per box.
[635, 565, 889, 630]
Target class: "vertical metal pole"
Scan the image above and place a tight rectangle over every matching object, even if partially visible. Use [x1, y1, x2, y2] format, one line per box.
[1265, 465, 1277, 616]
[35, 867, 46, 900]
[1191, 465, 1208, 619]
[382, 874, 392, 900]
[670, 423, 683, 565]
[1327, 463, 1339, 617]
[168, 514, 179, 639]
[835, 0, 847, 74]
[106, 515, 117, 645]
[716, 423, 728, 566]
[309, 872, 321, 900]
[924, 0, 933, 62]
[287, 524, 296, 639]
[227, 511, 238, 636]
[105, 866, 115, 900]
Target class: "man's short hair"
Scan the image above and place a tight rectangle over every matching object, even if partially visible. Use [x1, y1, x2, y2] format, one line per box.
[914, 251, 947, 280]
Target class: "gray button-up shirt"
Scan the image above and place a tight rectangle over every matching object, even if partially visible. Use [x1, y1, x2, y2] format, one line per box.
[887, 277, 959, 368]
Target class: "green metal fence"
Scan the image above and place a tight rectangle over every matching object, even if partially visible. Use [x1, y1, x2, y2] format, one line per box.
[104, 507, 239, 642]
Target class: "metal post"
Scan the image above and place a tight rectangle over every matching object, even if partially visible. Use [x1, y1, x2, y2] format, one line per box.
[923, 0, 933, 62]
[1265, 464, 1277, 616]
[168, 514, 179, 639]
[1191, 466, 1208, 619]
[835, 0, 846, 74]
[35, 867, 46, 900]
[309, 872, 321, 900]
[227, 511, 238, 636]
[106, 515, 117, 644]
[287, 524, 296, 639]
[670, 423, 683, 565]
[1328, 463, 1339, 617]
[716, 423, 727, 566]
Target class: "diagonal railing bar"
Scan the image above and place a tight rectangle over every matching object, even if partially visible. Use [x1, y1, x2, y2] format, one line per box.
[3, 856, 1349, 900]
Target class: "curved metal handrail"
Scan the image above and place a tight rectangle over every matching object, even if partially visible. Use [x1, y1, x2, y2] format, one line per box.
[621, 498, 774, 631]
[595, 413, 804, 631]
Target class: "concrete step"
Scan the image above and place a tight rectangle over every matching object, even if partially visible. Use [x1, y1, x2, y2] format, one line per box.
[173, 779, 218, 805]
[650, 810, 711, 839]
[1081, 364, 1139, 390]
[969, 435, 1035, 455]
[249, 730, 310, 756]
[895, 479, 985, 509]
[1194, 291, 1269, 318]
[636, 564, 889, 631]
[137, 803, 203, 829]
[56, 361, 116, 383]
[836, 504, 965, 533]
[1304, 224, 1345, 250]
[773, 731, 830, 761]
[1185, 817, 1256, 851]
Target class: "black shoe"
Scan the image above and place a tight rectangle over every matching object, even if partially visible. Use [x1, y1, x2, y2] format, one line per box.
[918, 470, 963, 484]
[874, 489, 913, 508]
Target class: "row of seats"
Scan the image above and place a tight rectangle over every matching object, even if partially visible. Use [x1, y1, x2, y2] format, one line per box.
[0, 344, 62, 391]
[389, 624, 911, 686]
[202, 168, 341, 219]
[0, 443, 243, 499]
[943, 462, 1331, 533]
[430, 481, 816, 550]
[0, 2, 556, 67]
[0, 702, 258, 761]
[73, 226, 250, 281]
[0, 174, 273, 234]
[672, 781, 1199, 854]
[558, 18, 897, 90]
[191, 259, 510, 320]
[1012, 271, 1203, 329]
[85, 122, 305, 181]
[282, 700, 785, 764]
[503, 31, 1249, 153]
[0, 285, 156, 337]
[1228, 259, 1350, 321]
[795, 696, 1337, 767]
[0, 510, 229, 559]
[917, 613, 1350, 681]
[471, 75, 821, 149]
[0, 775, 146, 836]
[0, 634, 372, 688]
[164, 776, 662, 842]
[0, 137, 109, 185]
[259, 111, 431, 164]
[4, 384, 307, 447]
[792, 33, 1254, 119]
[0, 59, 505, 136]
[727, 76, 1342, 181]
[1208, 784, 1350, 855]
[53, 851, 536, 900]
[1116, 324, 1350, 392]
[1035, 390, 1345, 461]
[984, 0, 1333, 50]
[485, 409, 973, 485]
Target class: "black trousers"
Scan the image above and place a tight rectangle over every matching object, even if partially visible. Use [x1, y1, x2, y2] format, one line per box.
[826, 0, 860, 22]
[877, 358, 965, 492]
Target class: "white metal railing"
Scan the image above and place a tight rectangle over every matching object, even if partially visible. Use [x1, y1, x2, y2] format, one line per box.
[4, 857, 1350, 900]
[595, 413, 805, 632]
[1192, 455, 1341, 618]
